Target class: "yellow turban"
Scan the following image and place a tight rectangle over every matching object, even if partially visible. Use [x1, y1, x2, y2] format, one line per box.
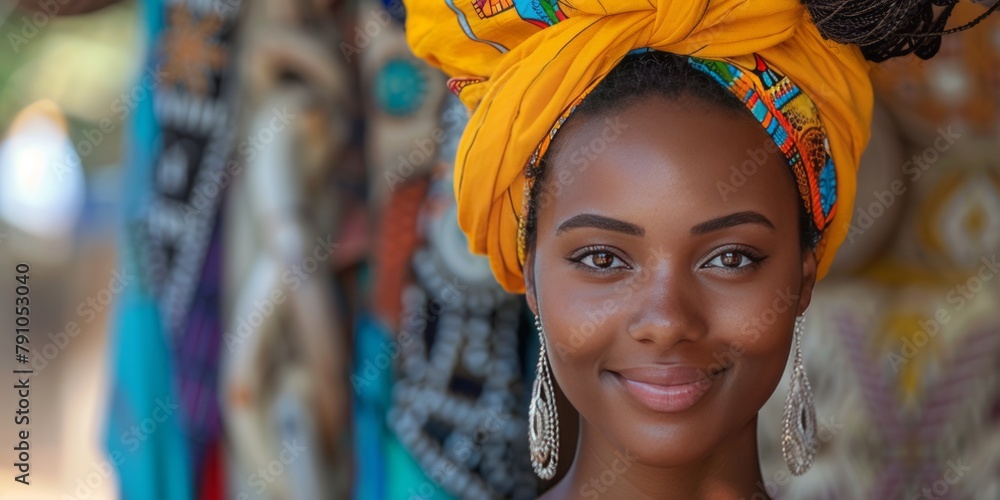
[404, 0, 873, 293]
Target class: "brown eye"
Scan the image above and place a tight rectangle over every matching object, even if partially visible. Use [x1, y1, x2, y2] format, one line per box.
[592, 251, 615, 268]
[720, 252, 742, 268]
[571, 247, 629, 272]
[703, 247, 763, 271]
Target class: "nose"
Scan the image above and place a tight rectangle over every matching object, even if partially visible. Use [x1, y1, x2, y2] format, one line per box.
[626, 263, 707, 348]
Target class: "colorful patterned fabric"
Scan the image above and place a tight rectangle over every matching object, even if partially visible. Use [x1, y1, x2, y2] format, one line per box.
[687, 55, 838, 243]
[403, 0, 874, 293]
[137, 0, 242, 340]
[105, 2, 193, 499]
[107, 0, 239, 497]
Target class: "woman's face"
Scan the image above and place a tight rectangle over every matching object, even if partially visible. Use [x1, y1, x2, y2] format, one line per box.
[525, 95, 817, 466]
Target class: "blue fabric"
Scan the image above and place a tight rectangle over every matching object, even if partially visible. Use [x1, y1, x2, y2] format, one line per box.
[352, 314, 389, 500]
[104, 0, 194, 498]
[352, 312, 458, 500]
[105, 294, 193, 500]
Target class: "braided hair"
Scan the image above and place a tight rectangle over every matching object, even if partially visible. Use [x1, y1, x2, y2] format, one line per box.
[803, 0, 1000, 62]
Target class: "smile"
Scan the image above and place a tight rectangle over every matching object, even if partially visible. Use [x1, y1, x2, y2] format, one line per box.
[608, 364, 728, 413]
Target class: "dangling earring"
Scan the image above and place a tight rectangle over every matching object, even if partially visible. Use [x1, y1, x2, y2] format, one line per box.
[529, 314, 559, 480]
[782, 314, 818, 475]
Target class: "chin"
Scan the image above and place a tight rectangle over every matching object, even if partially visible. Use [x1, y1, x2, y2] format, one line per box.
[586, 383, 753, 469]
[611, 418, 726, 467]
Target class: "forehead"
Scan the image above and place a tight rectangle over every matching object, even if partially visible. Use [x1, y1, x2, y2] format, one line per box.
[542, 96, 801, 231]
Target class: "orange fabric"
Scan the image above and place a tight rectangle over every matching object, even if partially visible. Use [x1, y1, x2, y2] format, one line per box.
[405, 0, 873, 293]
[372, 178, 428, 329]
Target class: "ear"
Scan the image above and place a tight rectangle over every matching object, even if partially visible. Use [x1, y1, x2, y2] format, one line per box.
[524, 248, 539, 317]
[796, 249, 818, 317]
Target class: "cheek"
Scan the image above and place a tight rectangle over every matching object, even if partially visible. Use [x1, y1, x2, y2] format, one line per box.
[534, 264, 623, 401]
[538, 279, 618, 365]
[716, 256, 803, 354]
[703, 261, 802, 395]
[713, 290, 797, 401]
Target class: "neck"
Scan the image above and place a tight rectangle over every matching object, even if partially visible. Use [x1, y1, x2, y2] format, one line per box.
[544, 414, 768, 500]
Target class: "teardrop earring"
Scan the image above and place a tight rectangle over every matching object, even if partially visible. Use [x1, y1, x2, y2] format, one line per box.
[782, 314, 818, 475]
[528, 314, 559, 480]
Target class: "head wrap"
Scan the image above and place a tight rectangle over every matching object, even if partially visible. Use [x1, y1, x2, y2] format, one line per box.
[404, 0, 874, 294]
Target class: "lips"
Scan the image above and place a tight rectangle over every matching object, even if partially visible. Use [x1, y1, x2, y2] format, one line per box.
[608, 364, 727, 413]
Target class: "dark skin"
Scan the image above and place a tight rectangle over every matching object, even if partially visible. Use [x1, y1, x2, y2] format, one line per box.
[524, 95, 817, 499]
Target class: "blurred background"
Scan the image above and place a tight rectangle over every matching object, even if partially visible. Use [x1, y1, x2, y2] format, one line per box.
[0, 0, 997, 499]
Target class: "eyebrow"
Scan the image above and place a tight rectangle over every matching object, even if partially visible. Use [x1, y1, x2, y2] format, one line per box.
[556, 213, 644, 237]
[554, 210, 775, 238]
[690, 211, 775, 236]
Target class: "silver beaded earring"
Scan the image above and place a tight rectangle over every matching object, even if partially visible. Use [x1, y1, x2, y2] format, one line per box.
[529, 314, 559, 480]
[782, 314, 818, 475]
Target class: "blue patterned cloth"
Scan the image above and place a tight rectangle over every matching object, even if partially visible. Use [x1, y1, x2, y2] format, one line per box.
[104, 1, 192, 498]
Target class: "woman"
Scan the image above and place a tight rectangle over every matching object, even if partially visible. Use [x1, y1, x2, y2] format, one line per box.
[402, 0, 994, 498]
[520, 52, 823, 499]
